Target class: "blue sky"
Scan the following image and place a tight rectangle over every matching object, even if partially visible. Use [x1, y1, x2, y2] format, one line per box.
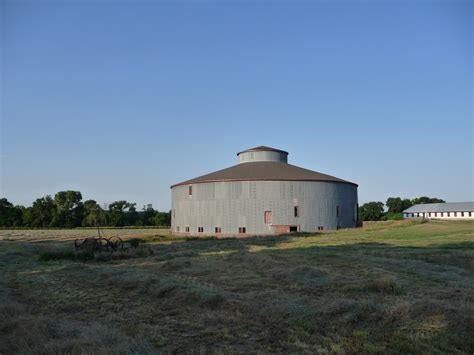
[1, 0, 472, 211]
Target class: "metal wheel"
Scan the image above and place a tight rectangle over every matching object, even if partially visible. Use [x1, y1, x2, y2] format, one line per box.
[107, 236, 123, 251]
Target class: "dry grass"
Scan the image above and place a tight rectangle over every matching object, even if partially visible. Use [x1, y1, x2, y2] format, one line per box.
[0, 228, 171, 243]
[0, 220, 473, 353]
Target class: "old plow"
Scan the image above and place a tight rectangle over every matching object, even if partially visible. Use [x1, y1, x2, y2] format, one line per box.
[74, 227, 124, 252]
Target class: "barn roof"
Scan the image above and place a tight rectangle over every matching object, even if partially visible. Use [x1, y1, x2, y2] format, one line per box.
[171, 161, 357, 188]
[403, 202, 474, 213]
[237, 146, 289, 156]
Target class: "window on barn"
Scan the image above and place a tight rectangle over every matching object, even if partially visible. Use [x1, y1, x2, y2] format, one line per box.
[198, 227, 203, 233]
[264, 211, 272, 224]
[447, 212, 450, 217]
[461, 212, 464, 217]
[336, 205, 340, 217]
[294, 206, 299, 218]
[188, 186, 193, 196]
[215, 227, 221, 233]
[239, 227, 246, 234]
[429, 212, 431, 217]
[176, 226, 180, 232]
[185, 227, 189, 232]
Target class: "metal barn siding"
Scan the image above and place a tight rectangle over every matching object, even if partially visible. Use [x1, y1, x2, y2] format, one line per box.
[171, 146, 358, 236]
[238, 150, 288, 164]
[171, 180, 358, 236]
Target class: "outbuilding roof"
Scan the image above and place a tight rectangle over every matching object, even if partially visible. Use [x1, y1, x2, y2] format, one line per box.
[403, 202, 474, 213]
[171, 161, 357, 188]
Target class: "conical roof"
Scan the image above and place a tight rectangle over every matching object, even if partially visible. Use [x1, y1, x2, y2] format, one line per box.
[171, 161, 357, 188]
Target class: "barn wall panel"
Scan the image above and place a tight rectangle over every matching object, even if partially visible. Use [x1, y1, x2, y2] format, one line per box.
[172, 180, 358, 235]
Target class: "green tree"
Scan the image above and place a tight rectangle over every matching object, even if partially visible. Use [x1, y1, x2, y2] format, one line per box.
[82, 200, 105, 227]
[108, 200, 136, 226]
[140, 205, 157, 226]
[401, 198, 413, 211]
[359, 202, 385, 221]
[386, 197, 413, 213]
[29, 195, 56, 228]
[411, 196, 445, 205]
[52, 191, 84, 227]
[153, 211, 171, 226]
[22, 207, 33, 227]
[0, 198, 24, 227]
[0, 198, 14, 226]
[126, 203, 138, 226]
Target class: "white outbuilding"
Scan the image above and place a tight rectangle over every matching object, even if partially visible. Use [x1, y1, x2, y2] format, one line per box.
[403, 202, 474, 220]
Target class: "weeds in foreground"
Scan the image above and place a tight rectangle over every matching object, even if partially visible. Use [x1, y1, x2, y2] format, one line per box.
[366, 276, 403, 295]
[39, 250, 94, 262]
[128, 238, 143, 248]
[39, 246, 154, 263]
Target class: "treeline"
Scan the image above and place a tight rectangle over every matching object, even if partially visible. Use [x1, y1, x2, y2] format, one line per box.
[359, 196, 445, 221]
[0, 191, 171, 228]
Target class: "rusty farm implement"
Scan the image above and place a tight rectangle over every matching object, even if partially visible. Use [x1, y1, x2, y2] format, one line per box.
[74, 226, 124, 252]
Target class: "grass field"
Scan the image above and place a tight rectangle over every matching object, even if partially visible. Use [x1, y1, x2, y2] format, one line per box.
[1, 220, 473, 353]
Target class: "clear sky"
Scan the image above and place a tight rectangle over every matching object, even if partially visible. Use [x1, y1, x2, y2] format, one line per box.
[1, 0, 472, 211]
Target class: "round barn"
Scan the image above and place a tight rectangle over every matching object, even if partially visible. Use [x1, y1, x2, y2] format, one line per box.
[171, 146, 358, 236]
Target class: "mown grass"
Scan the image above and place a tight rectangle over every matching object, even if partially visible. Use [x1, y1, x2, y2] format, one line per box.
[0, 219, 473, 353]
[38, 241, 155, 262]
[39, 249, 95, 262]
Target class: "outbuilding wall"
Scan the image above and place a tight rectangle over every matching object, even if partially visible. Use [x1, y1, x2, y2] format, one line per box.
[171, 180, 358, 236]
[404, 212, 473, 219]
